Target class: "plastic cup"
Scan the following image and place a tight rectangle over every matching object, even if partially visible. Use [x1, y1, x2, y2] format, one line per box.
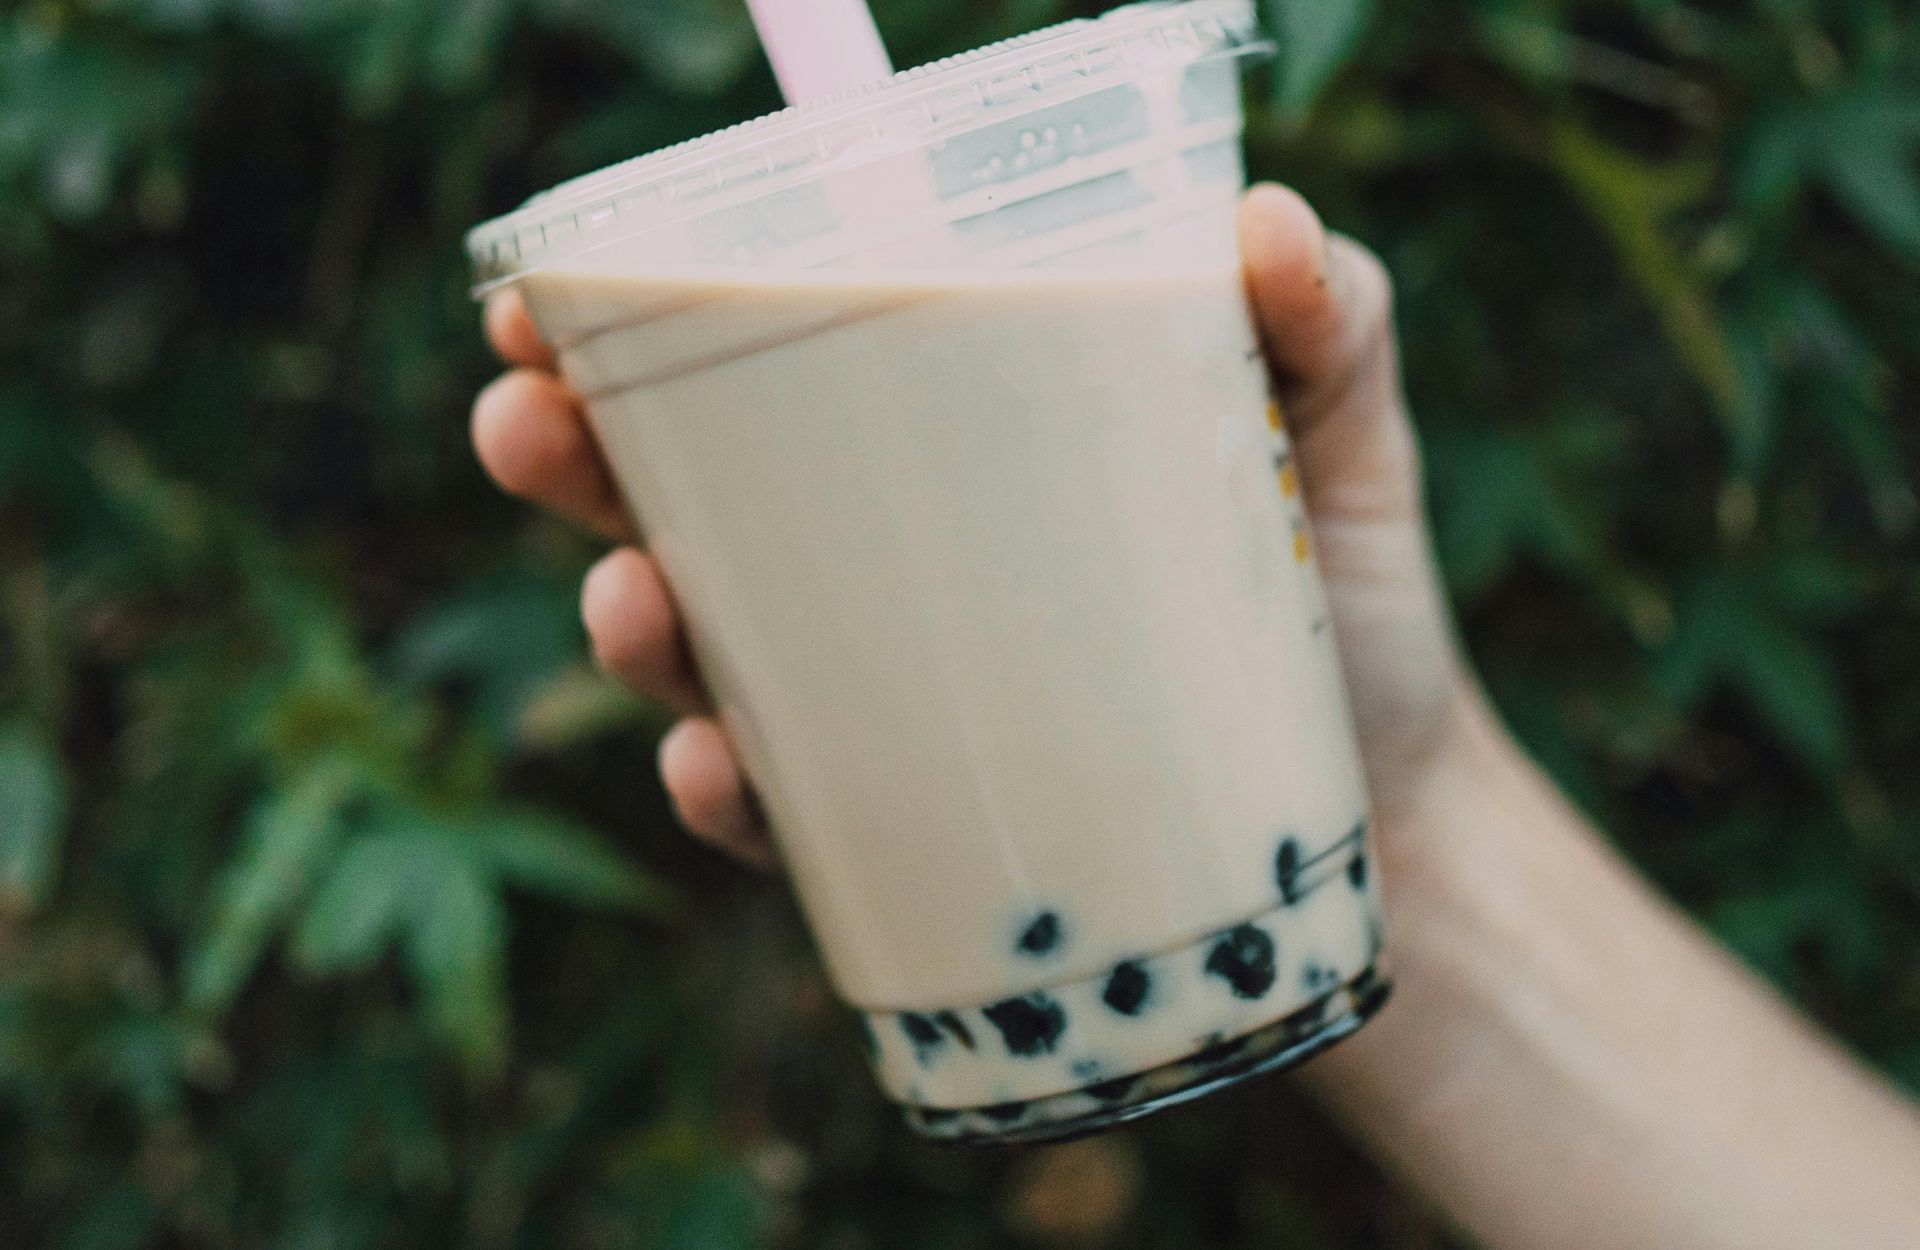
[469, 0, 1389, 1145]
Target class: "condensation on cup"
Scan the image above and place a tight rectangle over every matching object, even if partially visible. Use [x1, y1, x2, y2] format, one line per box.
[469, 0, 1389, 1145]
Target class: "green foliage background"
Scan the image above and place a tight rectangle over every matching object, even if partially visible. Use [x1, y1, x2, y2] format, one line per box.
[3, 0, 1918, 1245]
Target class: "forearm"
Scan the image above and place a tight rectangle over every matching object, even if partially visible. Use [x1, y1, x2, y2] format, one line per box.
[1304, 689, 1920, 1250]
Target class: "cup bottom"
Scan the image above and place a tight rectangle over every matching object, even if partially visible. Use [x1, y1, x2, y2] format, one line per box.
[900, 962, 1389, 1145]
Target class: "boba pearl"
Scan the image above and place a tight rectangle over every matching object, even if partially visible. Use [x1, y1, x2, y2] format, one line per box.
[1101, 960, 1151, 1016]
[1017, 911, 1063, 957]
[1087, 1075, 1139, 1104]
[984, 993, 1068, 1057]
[934, 1010, 975, 1050]
[1204, 924, 1277, 999]
[900, 1012, 945, 1062]
[1190, 1034, 1251, 1067]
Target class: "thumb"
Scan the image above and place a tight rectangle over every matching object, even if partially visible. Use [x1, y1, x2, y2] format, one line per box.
[1238, 184, 1423, 527]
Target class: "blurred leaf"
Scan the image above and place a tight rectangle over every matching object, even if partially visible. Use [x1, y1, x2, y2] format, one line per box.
[185, 758, 358, 1013]
[1814, 89, 1920, 264]
[292, 826, 434, 974]
[517, 664, 656, 752]
[1709, 890, 1809, 982]
[292, 819, 511, 1067]
[86, 1010, 193, 1115]
[0, 27, 200, 220]
[427, 0, 517, 91]
[344, 1, 437, 116]
[603, 1125, 770, 1250]
[535, 0, 759, 96]
[468, 813, 677, 916]
[1265, 0, 1375, 116]
[404, 855, 509, 1075]
[391, 571, 583, 748]
[1547, 123, 1757, 467]
[1709, 835, 1884, 992]
[56, 1184, 155, 1250]
[1424, 412, 1623, 602]
[0, 724, 67, 908]
[1660, 572, 1850, 772]
[1820, 135, 1920, 263]
[1741, 85, 1920, 265]
[1730, 613, 1849, 773]
[289, 798, 660, 1073]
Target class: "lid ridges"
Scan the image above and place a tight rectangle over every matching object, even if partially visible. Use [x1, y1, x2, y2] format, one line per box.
[467, 0, 1266, 287]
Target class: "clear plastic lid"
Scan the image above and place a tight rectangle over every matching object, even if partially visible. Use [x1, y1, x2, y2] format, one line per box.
[467, 0, 1270, 290]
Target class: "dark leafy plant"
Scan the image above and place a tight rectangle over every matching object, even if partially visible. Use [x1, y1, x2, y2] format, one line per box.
[3, 0, 1916, 1246]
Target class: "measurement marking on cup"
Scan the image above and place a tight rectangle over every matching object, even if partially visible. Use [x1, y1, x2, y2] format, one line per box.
[1275, 822, 1371, 906]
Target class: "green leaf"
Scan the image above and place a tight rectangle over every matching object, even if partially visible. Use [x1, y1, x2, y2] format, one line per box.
[1819, 139, 1920, 266]
[536, 0, 758, 97]
[1737, 108, 1810, 211]
[426, 0, 517, 91]
[1730, 613, 1849, 774]
[56, 1183, 155, 1250]
[1547, 124, 1751, 453]
[185, 759, 357, 1013]
[403, 856, 509, 1075]
[1659, 573, 1850, 773]
[390, 571, 583, 748]
[517, 664, 656, 753]
[0, 725, 67, 908]
[1743, 86, 1920, 266]
[469, 814, 677, 916]
[292, 829, 437, 974]
[1424, 416, 1621, 602]
[1707, 891, 1806, 984]
[1265, 0, 1375, 116]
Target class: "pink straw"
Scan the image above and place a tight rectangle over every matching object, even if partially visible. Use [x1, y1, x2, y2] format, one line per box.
[745, 0, 895, 104]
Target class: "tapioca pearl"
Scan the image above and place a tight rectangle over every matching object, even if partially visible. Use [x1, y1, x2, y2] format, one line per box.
[899, 1012, 944, 1063]
[983, 993, 1068, 1057]
[1204, 924, 1278, 999]
[1101, 960, 1151, 1016]
[916, 1107, 960, 1126]
[1071, 1058, 1104, 1082]
[1282, 994, 1330, 1036]
[1016, 911, 1064, 958]
[1087, 1075, 1139, 1104]
[1274, 836, 1304, 904]
[933, 1010, 975, 1050]
[1190, 1034, 1251, 1067]
[1352, 967, 1391, 1017]
[1301, 961, 1338, 994]
[981, 1101, 1031, 1124]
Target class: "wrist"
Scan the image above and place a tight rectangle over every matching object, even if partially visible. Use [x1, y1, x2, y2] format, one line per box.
[1298, 681, 1578, 1116]
[1380, 680, 1549, 949]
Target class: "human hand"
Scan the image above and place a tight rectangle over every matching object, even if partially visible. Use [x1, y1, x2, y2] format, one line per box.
[471, 184, 1475, 872]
